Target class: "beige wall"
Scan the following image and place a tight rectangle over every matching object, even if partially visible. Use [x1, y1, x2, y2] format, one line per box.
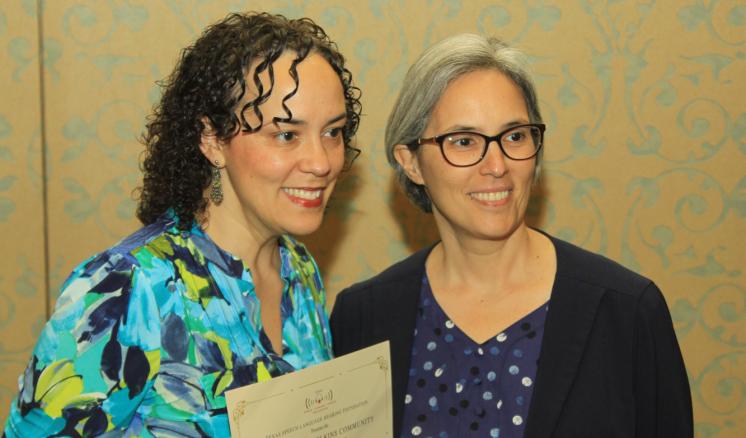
[1, 1, 744, 435]
[0, 0, 47, 425]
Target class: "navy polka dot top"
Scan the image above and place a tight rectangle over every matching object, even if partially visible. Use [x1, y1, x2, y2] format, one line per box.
[400, 274, 549, 438]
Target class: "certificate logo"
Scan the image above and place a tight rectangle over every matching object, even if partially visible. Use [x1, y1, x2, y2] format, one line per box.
[305, 389, 334, 412]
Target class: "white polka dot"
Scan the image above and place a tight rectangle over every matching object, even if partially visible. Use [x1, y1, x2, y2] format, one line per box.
[496, 399, 503, 409]
[427, 341, 437, 351]
[477, 347, 484, 355]
[487, 371, 497, 381]
[429, 396, 438, 407]
[435, 367, 444, 377]
[496, 333, 507, 342]
[405, 394, 412, 404]
[482, 391, 493, 400]
[522, 376, 533, 387]
[490, 428, 500, 437]
[445, 320, 455, 329]
[455, 383, 463, 393]
[411, 425, 422, 436]
[413, 328, 418, 336]
[513, 415, 523, 425]
[424, 361, 433, 371]
[509, 365, 519, 375]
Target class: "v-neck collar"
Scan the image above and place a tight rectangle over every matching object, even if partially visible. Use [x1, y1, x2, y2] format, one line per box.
[420, 273, 550, 347]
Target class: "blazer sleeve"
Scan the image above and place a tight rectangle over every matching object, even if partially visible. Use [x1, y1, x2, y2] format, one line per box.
[633, 283, 693, 438]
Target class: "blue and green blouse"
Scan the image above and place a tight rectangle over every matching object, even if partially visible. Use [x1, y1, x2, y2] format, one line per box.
[4, 213, 333, 437]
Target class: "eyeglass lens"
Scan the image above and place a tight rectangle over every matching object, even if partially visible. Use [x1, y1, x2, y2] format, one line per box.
[440, 125, 542, 166]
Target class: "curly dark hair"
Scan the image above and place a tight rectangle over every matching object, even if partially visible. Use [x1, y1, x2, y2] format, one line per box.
[136, 12, 362, 228]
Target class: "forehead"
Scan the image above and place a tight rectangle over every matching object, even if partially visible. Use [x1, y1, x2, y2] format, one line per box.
[244, 51, 335, 96]
[427, 69, 528, 130]
[442, 69, 525, 106]
[237, 51, 344, 130]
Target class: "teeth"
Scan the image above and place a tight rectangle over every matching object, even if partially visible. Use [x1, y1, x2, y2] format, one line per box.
[283, 188, 322, 200]
[470, 191, 509, 202]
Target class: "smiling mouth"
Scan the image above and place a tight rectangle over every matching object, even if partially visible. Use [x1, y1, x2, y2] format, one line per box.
[469, 191, 510, 202]
[282, 188, 324, 200]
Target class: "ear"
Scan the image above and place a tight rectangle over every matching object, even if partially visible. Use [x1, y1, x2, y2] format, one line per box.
[199, 117, 225, 166]
[393, 144, 424, 185]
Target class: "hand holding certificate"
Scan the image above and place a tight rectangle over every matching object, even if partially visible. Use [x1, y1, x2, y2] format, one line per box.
[226, 341, 392, 437]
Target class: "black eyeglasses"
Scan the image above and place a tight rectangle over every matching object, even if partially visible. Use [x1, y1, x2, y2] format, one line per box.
[410, 123, 546, 167]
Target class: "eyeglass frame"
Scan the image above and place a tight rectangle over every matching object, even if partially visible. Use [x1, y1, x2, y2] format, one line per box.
[408, 123, 546, 167]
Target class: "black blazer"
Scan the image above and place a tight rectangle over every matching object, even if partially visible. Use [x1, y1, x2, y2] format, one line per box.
[330, 235, 693, 438]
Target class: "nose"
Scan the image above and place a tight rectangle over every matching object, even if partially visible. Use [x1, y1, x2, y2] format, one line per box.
[300, 136, 332, 177]
[479, 139, 509, 177]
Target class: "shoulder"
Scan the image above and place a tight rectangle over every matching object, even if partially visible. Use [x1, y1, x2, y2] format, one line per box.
[330, 246, 432, 354]
[34, 221, 174, 365]
[79, 216, 176, 272]
[548, 233, 653, 298]
[54, 220, 175, 316]
[335, 245, 433, 306]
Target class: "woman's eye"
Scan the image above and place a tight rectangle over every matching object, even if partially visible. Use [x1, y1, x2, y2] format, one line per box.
[325, 127, 344, 138]
[504, 129, 527, 143]
[446, 135, 476, 147]
[275, 131, 297, 142]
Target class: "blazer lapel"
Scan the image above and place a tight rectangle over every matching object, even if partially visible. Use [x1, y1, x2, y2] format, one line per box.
[370, 249, 429, 437]
[523, 265, 605, 438]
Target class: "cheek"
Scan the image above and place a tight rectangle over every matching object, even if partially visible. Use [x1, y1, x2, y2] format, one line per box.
[512, 165, 537, 207]
[241, 149, 292, 179]
[329, 147, 347, 174]
[520, 162, 538, 188]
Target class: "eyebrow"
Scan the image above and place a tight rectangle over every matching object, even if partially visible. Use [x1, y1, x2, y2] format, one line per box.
[441, 119, 530, 133]
[271, 112, 347, 127]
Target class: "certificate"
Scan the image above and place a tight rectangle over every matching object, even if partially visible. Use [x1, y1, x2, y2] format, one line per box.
[226, 341, 392, 438]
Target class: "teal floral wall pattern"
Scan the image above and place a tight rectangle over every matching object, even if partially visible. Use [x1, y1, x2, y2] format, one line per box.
[0, 0, 47, 427]
[1, 1, 743, 435]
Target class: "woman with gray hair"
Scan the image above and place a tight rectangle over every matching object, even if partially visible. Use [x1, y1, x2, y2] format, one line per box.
[330, 34, 692, 437]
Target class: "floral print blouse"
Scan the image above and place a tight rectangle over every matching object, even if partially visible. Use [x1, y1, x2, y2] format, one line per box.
[4, 213, 333, 437]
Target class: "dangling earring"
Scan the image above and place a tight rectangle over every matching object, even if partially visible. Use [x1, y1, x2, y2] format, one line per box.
[210, 160, 224, 205]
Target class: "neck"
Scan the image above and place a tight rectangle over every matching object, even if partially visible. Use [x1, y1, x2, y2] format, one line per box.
[202, 200, 280, 276]
[428, 223, 540, 298]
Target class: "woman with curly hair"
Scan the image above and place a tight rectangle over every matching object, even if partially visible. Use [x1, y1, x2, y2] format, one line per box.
[5, 12, 361, 437]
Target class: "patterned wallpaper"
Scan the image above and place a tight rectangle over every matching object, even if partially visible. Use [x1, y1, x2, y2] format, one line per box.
[1, 1, 744, 436]
[0, 0, 47, 429]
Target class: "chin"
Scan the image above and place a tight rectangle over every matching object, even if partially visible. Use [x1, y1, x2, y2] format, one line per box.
[281, 216, 325, 236]
[469, 220, 524, 241]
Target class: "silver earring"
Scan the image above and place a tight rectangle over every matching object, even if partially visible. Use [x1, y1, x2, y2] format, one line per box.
[210, 160, 223, 205]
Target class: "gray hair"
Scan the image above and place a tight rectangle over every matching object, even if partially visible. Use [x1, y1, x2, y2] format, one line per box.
[385, 33, 543, 212]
